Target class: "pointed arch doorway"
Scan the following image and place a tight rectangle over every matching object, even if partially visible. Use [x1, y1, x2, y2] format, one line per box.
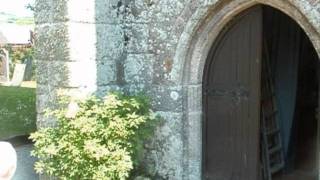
[203, 5, 319, 180]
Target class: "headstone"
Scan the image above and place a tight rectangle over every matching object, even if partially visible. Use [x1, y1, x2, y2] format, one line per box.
[23, 59, 33, 81]
[11, 64, 26, 87]
[0, 57, 7, 81]
[0, 49, 9, 83]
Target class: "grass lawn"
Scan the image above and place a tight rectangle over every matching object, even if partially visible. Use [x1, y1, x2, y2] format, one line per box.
[0, 85, 36, 140]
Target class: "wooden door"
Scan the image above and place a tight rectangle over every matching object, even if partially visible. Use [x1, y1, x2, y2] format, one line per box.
[203, 6, 262, 180]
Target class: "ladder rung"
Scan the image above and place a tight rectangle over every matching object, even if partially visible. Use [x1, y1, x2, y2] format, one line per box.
[269, 145, 282, 154]
[266, 128, 280, 136]
[261, 38, 284, 179]
[270, 162, 284, 174]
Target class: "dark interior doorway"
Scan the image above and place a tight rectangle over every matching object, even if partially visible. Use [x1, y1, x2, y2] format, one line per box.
[203, 5, 319, 180]
[263, 6, 319, 180]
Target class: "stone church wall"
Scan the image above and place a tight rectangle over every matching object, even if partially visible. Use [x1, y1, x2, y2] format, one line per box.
[35, 0, 320, 179]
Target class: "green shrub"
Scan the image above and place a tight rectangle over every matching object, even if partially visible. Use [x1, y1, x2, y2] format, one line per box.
[30, 92, 158, 180]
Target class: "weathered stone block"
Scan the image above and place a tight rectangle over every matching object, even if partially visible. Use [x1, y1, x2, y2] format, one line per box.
[36, 86, 59, 114]
[95, 0, 124, 24]
[35, 0, 68, 24]
[152, 0, 187, 22]
[124, 54, 154, 84]
[35, 23, 70, 62]
[96, 24, 124, 61]
[143, 112, 184, 179]
[127, 24, 149, 53]
[36, 113, 58, 129]
[36, 60, 69, 87]
[97, 60, 117, 86]
[183, 112, 202, 180]
[148, 85, 183, 112]
[186, 84, 202, 112]
[126, 0, 152, 23]
[96, 85, 123, 97]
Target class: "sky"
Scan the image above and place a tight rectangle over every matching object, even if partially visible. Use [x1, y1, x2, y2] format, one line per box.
[0, 0, 34, 17]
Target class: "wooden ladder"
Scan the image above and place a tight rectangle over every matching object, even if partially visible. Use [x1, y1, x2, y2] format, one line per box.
[261, 40, 285, 180]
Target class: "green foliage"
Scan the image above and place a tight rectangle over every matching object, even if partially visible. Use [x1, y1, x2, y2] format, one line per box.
[8, 47, 34, 64]
[0, 86, 36, 139]
[4, 46, 35, 79]
[30, 92, 159, 180]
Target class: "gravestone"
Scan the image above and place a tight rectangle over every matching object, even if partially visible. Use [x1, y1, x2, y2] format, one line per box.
[0, 50, 9, 83]
[23, 59, 33, 81]
[11, 64, 26, 87]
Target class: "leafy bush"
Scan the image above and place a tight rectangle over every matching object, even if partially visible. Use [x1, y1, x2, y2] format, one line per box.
[30, 92, 159, 180]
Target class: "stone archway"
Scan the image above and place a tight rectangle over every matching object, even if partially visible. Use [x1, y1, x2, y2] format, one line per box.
[177, 1, 320, 179]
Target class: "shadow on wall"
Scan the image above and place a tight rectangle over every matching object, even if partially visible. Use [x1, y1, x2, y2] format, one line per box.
[95, 0, 126, 96]
[94, 0, 155, 96]
[93, 1, 183, 179]
[94, 0, 154, 177]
